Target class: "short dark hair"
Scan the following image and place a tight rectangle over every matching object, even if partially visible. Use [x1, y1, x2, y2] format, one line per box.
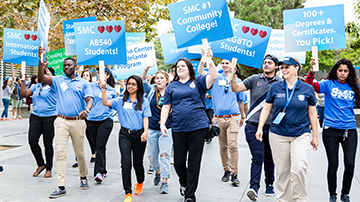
[64, 58, 77, 65]
[47, 67, 55, 76]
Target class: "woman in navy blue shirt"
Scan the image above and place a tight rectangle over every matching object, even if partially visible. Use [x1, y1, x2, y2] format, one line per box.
[306, 58, 360, 202]
[160, 56, 217, 202]
[255, 57, 318, 202]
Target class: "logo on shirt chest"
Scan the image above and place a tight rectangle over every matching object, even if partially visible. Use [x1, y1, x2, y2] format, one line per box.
[257, 82, 263, 87]
[189, 82, 195, 88]
[298, 94, 305, 101]
[331, 88, 354, 100]
[276, 93, 285, 98]
[76, 85, 82, 90]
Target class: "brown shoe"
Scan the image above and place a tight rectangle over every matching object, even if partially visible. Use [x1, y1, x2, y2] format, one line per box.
[44, 170, 52, 178]
[33, 165, 46, 177]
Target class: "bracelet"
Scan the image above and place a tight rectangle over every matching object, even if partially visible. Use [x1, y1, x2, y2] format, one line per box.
[160, 124, 165, 129]
[241, 116, 246, 119]
[231, 80, 237, 83]
[85, 108, 90, 113]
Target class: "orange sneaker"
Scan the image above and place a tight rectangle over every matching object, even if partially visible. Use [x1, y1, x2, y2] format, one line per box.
[124, 193, 132, 202]
[12, 116, 17, 120]
[0, 118, 4, 121]
[134, 182, 144, 195]
[5, 118, 10, 121]
[18, 116, 23, 119]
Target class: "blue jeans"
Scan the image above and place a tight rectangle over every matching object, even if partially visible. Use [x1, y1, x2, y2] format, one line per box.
[1, 99, 10, 118]
[147, 128, 173, 179]
[316, 105, 324, 128]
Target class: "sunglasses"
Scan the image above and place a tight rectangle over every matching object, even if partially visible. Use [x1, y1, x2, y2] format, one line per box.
[225, 81, 229, 93]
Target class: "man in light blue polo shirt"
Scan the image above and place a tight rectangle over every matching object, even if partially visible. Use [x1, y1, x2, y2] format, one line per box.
[37, 46, 93, 199]
[198, 57, 245, 187]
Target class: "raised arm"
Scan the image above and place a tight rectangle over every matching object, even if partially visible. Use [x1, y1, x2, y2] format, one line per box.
[141, 59, 158, 81]
[37, 46, 52, 86]
[305, 57, 320, 93]
[197, 49, 208, 76]
[100, 79, 112, 107]
[20, 79, 33, 98]
[205, 49, 217, 89]
[255, 103, 273, 142]
[231, 74, 248, 92]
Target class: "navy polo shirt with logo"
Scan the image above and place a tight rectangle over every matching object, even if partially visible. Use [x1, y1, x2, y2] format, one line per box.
[265, 79, 316, 137]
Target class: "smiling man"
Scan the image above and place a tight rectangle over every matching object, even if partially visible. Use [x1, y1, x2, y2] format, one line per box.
[37, 46, 93, 199]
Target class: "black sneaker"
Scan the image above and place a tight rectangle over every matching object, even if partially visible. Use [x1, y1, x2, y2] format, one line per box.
[72, 162, 78, 168]
[49, 187, 66, 198]
[148, 165, 154, 174]
[231, 174, 240, 186]
[341, 195, 350, 202]
[154, 173, 161, 186]
[80, 178, 89, 190]
[90, 157, 96, 163]
[221, 171, 231, 182]
[180, 186, 186, 196]
[329, 195, 337, 202]
[184, 198, 196, 202]
[265, 184, 275, 196]
[247, 188, 258, 201]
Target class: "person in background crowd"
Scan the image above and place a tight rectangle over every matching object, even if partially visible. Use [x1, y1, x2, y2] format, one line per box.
[231, 54, 281, 201]
[25, 75, 31, 89]
[11, 77, 22, 120]
[204, 90, 213, 143]
[160, 55, 217, 202]
[315, 78, 326, 129]
[119, 79, 126, 98]
[306, 58, 359, 202]
[25, 75, 38, 111]
[38, 46, 93, 198]
[1, 79, 12, 121]
[256, 56, 318, 202]
[20, 64, 57, 178]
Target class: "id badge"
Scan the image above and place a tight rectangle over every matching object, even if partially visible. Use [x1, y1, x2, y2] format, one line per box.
[273, 112, 286, 124]
[124, 102, 133, 109]
[60, 82, 68, 92]
[98, 92, 102, 98]
[219, 80, 226, 86]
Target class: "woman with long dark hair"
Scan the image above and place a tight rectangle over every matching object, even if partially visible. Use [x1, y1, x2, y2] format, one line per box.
[160, 55, 217, 202]
[86, 67, 117, 183]
[306, 58, 359, 202]
[25, 75, 38, 111]
[101, 75, 151, 202]
[1, 79, 12, 121]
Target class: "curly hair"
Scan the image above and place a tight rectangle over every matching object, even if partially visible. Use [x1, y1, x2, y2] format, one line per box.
[326, 58, 360, 101]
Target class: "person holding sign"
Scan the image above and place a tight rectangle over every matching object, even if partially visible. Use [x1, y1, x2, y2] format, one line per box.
[141, 60, 173, 194]
[197, 52, 245, 187]
[20, 64, 56, 178]
[255, 57, 318, 202]
[306, 58, 359, 202]
[231, 54, 281, 201]
[160, 57, 217, 202]
[37, 47, 94, 198]
[101, 75, 151, 202]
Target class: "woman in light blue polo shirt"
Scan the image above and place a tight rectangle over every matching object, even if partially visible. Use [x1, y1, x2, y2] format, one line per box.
[101, 75, 151, 202]
[86, 67, 117, 183]
[255, 57, 319, 202]
[20, 67, 57, 178]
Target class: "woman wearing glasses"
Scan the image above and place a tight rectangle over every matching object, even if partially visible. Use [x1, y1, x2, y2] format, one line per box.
[255, 57, 318, 202]
[101, 75, 151, 202]
[160, 55, 217, 202]
[141, 60, 173, 194]
[306, 58, 359, 202]
[20, 64, 57, 178]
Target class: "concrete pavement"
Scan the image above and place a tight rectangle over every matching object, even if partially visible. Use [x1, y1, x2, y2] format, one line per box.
[0, 117, 360, 202]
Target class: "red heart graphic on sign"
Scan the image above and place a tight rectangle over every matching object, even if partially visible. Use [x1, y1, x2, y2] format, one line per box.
[31, 35, 37, 41]
[106, 26, 113, 33]
[98, 26, 105, 33]
[24, 34, 30, 40]
[259, 30, 267, 38]
[251, 28, 258, 36]
[242, 26, 250, 34]
[114, 25, 121, 33]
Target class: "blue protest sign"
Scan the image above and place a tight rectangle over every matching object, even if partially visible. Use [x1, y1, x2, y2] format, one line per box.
[126, 33, 146, 46]
[3, 28, 40, 66]
[63, 16, 97, 56]
[160, 33, 200, 65]
[284, 4, 345, 52]
[37, 0, 51, 52]
[192, 61, 200, 76]
[168, 0, 233, 48]
[211, 18, 272, 69]
[73, 20, 127, 65]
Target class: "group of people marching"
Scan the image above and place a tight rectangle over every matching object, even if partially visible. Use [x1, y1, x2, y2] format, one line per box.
[1, 45, 358, 202]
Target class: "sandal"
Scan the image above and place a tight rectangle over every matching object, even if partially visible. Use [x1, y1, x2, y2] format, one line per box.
[33, 165, 46, 177]
[44, 170, 52, 178]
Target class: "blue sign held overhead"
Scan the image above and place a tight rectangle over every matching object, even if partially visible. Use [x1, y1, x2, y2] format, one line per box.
[284, 4, 346, 52]
[73, 20, 127, 65]
[37, 0, 51, 52]
[126, 33, 146, 46]
[211, 18, 272, 69]
[63, 16, 97, 56]
[3, 28, 40, 66]
[168, 0, 233, 48]
[160, 33, 200, 65]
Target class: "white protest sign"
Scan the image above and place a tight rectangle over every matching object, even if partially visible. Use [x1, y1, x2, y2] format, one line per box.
[37, 0, 51, 55]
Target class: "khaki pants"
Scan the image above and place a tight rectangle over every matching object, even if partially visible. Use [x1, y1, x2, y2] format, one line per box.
[216, 116, 239, 175]
[269, 132, 310, 202]
[54, 117, 88, 186]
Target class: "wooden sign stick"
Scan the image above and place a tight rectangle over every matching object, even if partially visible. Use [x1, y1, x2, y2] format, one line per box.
[201, 38, 210, 64]
[99, 61, 106, 85]
[312, 46, 319, 72]
[227, 58, 238, 81]
[21, 61, 26, 80]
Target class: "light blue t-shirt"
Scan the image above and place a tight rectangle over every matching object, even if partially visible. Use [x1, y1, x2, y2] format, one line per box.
[30, 83, 57, 117]
[87, 83, 117, 121]
[205, 90, 213, 109]
[319, 80, 356, 129]
[210, 74, 245, 116]
[51, 75, 93, 117]
[111, 97, 151, 130]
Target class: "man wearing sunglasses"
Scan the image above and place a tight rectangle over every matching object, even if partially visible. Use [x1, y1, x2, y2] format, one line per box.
[198, 55, 245, 187]
[230, 54, 282, 201]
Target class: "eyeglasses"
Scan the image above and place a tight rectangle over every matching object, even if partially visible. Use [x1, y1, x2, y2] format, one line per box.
[127, 82, 137, 87]
[225, 81, 229, 93]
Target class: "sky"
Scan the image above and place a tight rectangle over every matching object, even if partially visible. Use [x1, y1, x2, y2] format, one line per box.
[156, 0, 358, 36]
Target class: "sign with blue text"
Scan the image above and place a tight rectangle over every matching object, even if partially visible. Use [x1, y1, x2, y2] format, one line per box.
[265, 29, 306, 64]
[73, 20, 127, 65]
[284, 4, 345, 52]
[113, 42, 157, 80]
[126, 33, 146, 46]
[63, 16, 97, 56]
[160, 33, 200, 65]
[211, 18, 272, 69]
[168, 0, 233, 48]
[37, 0, 51, 52]
[3, 28, 40, 66]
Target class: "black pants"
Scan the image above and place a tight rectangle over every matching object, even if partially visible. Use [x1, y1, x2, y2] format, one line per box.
[85, 120, 96, 155]
[86, 118, 113, 176]
[323, 127, 358, 196]
[118, 128, 146, 194]
[172, 128, 207, 200]
[28, 114, 57, 171]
